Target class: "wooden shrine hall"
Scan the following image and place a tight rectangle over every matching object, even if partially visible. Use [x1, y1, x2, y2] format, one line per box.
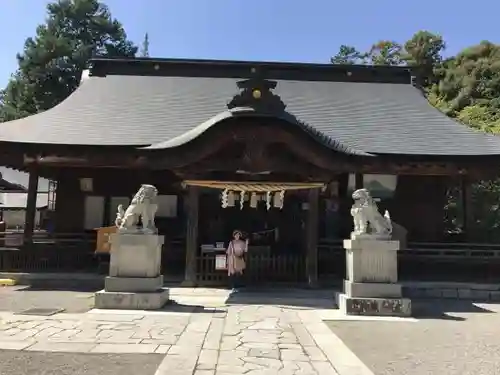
[2, 57, 500, 285]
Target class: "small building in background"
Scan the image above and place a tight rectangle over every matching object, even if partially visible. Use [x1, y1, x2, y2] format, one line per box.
[0, 171, 27, 193]
[0, 193, 49, 229]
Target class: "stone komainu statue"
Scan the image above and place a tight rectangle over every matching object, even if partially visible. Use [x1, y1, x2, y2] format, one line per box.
[350, 188, 392, 238]
[115, 184, 159, 232]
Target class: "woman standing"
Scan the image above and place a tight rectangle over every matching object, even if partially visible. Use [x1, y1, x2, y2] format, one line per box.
[226, 230, 249, 290]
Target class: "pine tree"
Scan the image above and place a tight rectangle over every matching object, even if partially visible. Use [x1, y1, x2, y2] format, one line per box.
[140, 33, 150, 57]
[0, 0, 137, 120]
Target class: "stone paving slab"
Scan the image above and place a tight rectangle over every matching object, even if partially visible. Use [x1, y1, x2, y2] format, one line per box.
[0, 304, 354, 374]
[0, 288, 373, 375]
[0, 309, 195, 354]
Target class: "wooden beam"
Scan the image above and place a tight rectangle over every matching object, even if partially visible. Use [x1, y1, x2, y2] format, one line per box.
[23, 154, 147, 169]
[175, 156, 335, 179]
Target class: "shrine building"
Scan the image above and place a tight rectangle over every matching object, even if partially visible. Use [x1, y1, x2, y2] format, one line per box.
[1, 57, 500, 285]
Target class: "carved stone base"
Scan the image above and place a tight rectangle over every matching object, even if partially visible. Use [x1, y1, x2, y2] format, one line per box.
[336, 292, 412, 317]
[104, 275, 163, 293]
[350, 232, 391, 241]
[94, 288, 170, 310]
[109, 233, 164, 278]
[95, 232, 167, 310]
[344, 239, 400, 283]
[344, 279, 402, 299]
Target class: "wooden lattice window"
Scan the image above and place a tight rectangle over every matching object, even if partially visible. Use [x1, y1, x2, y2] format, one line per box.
[47, 180, 57, 211]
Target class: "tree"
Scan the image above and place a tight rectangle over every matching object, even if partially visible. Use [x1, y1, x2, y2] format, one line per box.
[367, 40, 403, 66]
[331, 45, 367, 65]
[424, 41, 500, 240]
[331, 41, 403, 66]
[140, 33, 150, 57]
[0, 72, 38, 121]
[329, 34, 500, 240]
[402, 31, 445, 85]
[0, 0, 137, 120]
[430, 41, 500, 115]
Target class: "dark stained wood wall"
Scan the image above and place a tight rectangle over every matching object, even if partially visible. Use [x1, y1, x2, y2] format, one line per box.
[53, 166, 451, 242]
[55, 173, 85, 232]
[53, 169, 183, 233]
[388, 175, 449, 241]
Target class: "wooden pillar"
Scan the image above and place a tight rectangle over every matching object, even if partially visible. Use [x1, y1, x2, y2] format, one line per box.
[24, 168, 39, 244]
[183, 186, 199, 286]
[461, 175, 474, 241]
[103, 196, 111, 226]
[306, 188, 319, 287]
[355, 173, 364, 190]
[337, 173, 350, 238]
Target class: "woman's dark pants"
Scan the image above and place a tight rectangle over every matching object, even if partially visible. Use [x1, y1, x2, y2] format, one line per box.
[229, 272, 244, 289]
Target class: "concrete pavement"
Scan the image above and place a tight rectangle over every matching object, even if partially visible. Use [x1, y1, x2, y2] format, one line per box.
[327, 299, 500, 375]
[0, 351, 164, 375]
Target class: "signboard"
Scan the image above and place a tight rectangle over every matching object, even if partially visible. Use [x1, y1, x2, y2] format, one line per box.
[215, 254, 227, 270]
[94, 226, 117, 253]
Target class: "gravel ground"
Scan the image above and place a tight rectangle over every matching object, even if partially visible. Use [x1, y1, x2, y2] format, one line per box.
[0, 351, 164, 375]
[0, 286, 95, 313]
[326, 299, 500, 375]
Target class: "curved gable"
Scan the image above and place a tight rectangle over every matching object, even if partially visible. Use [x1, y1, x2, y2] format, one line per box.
[143, 108, 372, 156]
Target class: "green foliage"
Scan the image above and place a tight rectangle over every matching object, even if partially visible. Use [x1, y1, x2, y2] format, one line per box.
[331, 45, 367, 65]
[0, 73, 37, 121]
[0, 0, 137, 120]
[457, 105, 500, 132]
[367, 40, 403, 66]
[402, 31, 445, 84]
[431, 41, 500, 114]
[140, 33, 150, 57]
[331, 32, 500, 240]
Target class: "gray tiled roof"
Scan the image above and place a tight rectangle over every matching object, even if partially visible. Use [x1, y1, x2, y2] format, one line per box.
[0, 193, 48, 209]
[1, 73, 500, 155]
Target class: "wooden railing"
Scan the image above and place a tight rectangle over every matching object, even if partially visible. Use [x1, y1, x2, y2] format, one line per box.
[2, 231, 500, 283]
[402, 242, 500, 259]
[316, 239, 500, 282]
[161, 238, 185, 276]
[318, 239, 344, 281]
[0, 232, 98, 272]
[399, 242, 500, 282]
[195, 252, 307, 286]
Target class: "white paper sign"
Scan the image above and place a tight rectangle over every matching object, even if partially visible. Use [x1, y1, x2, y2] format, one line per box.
[215, 254, 227, 270]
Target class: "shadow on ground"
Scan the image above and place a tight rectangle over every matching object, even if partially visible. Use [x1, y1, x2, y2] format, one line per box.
[411, 298, 496, 321]
[160, 300, 226, 314]
[225, 287, 336, 309]
[14, 284, 101, 293]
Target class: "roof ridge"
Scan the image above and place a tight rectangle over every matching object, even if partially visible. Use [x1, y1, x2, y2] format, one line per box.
[89, 57, 412, 85]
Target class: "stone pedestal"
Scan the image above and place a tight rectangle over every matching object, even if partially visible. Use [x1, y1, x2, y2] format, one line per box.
[94, 233, 169, 310]
[335, 237, 412, 317]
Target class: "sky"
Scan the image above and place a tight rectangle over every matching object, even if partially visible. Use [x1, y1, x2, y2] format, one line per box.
[0, 0, 499, 189]
[1, 0, 500, 88]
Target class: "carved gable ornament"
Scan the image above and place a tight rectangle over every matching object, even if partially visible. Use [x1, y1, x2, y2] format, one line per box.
[227, 77, 287, 114]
